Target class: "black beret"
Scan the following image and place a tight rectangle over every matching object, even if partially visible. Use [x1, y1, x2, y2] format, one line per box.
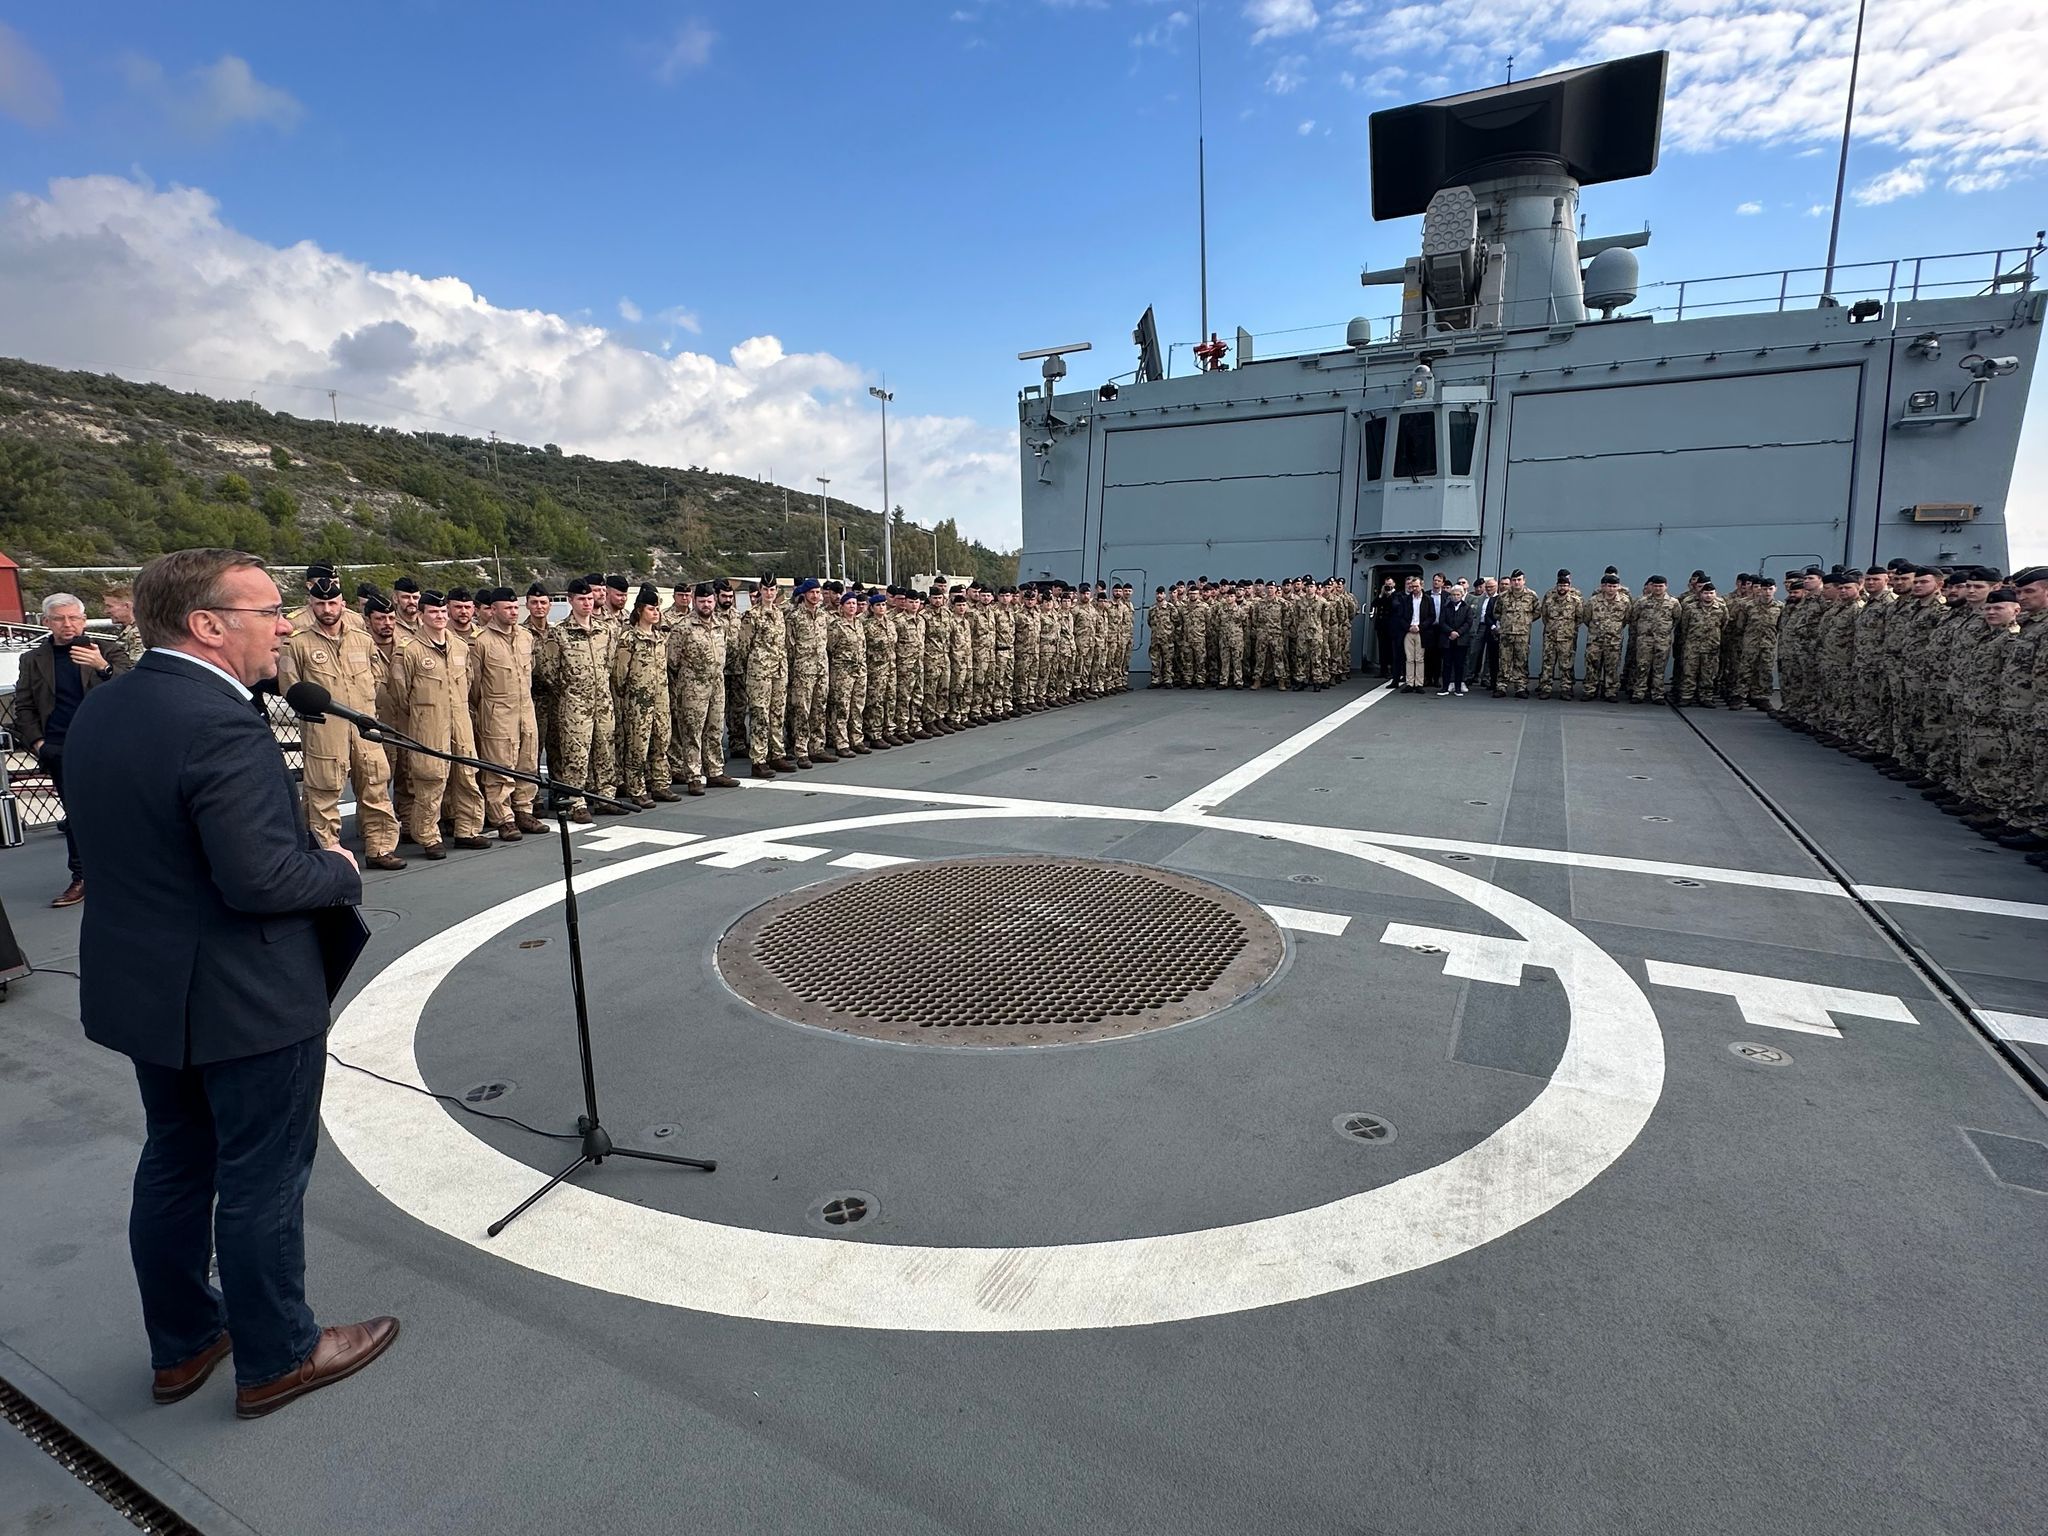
[361, 590, 394, 614]
[1690, 569, 1708, 582]
[1699, 582, 1717, 593]
[758, 571, 776, 587]
[694, 582, 716, 599]
[304, 562, 337, 580]
[1887, 557, 1913, 572]
[2009, 566, 2048, 587]
[306, 573, 342, 599]
[566, 578, 592, 595]
[605, 574, 629, 593]
[527, 582, 550, 597]
[393, 576, 421, 594]
[447, 586, 472, 602]
[356, 582, 380, 600]
[1509, 569, 1524, 579]
[584, 572, 605, 586]
[1647, 574, 1668, 584]
[636, 583, 660, 609]
[715, 578, 732, 592]
[421, 589, 447, 608]
[1987, 587, 2019, 604]
[1556, 569, 1571, 583]
[1841, 569, 1864, 581]
[1600, 573, 1620, 586]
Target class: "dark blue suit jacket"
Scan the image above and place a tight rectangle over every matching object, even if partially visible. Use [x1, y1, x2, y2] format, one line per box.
[65, 651, 364, 1068]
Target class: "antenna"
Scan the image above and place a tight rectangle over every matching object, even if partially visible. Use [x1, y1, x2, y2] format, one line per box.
[1506, 52, 1515, 84]
[1196, 0, 1209, 343]
[1820, 0, 1868, 303]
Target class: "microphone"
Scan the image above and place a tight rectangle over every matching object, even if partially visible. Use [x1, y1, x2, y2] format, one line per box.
[284, 681, 386, 738]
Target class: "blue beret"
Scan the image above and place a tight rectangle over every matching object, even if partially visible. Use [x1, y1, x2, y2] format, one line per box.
[867, 590, 887, 604]
[793, 577, 820, 595]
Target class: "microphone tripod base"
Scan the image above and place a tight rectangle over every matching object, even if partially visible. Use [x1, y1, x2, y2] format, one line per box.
[486, 1115, 715, 1239]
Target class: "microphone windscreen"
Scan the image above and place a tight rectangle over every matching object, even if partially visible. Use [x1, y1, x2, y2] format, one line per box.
[284, 681, 333, 717]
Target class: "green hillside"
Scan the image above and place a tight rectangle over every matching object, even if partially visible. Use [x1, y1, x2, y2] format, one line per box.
[0, 356, 1018, 605]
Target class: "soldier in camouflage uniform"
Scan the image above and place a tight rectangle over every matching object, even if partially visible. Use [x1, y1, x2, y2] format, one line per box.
[667, 583, 735, 795]
[1956, 591, 2020, 820]
[717, 582, 745, 766]
[1737, 575, 1782, 710]
[1580, 573, 1631, 701]
[1881, 567, 1944, 774]
[863, 590, 898, 747]
[921, 584, 953, 733]
[2004, 568, 2048, 851]
[611, 586, 679, 805]
[943, 588, 971, 724]
[1676, 583, 1726, 706]
[1070, 588, 1099, 700]
[537, 578, 619, 820]
[786, 578, 832, 763]
[969, 587, 997, 718]
[1147, 587, 1177, 687]
[1492, 571, 1536, 698]
[1843, 568, 1894, 749]
[737, 577, 795, 776]
[1717, 574, 1751, 706]
[1536, 571, 1583, 699]
[993, 588, 1016, 717]
[103, 584, 145, 665]
[1626, 576, 1679, 703]
[521, 583, 555, 772]
[893, 588, 927, 738]
[1244, 582, 1278, 689]
[1285, 582, 1326, 692]
[1177, 587, 1209, 689]
[1813, 572, 1866, 744]
[1213, 587, 1246, 689]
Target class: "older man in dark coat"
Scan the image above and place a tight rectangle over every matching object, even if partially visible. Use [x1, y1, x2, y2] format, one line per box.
[64, 548, 398, 1419]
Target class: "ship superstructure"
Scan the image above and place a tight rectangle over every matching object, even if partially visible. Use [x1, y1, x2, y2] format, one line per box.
[1016, 53, 2042, 621]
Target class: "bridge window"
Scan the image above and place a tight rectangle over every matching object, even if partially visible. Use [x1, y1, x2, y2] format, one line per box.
[1393, 410, 1437, 479]
[1363, 415, 1387, 482]
[1447, 406, 1479, 476]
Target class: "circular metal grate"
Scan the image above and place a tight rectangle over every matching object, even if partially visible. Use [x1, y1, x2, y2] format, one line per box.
[719, 857, 1284, 1046]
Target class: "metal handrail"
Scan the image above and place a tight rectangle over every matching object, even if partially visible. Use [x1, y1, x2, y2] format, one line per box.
[1177, 243, 2041, 368]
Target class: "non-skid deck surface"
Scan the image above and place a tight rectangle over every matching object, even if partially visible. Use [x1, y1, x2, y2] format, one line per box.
[2, 682, 2042, 1536]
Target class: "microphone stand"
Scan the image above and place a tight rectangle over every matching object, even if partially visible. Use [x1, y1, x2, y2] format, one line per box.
[312, 708, 716, 1238]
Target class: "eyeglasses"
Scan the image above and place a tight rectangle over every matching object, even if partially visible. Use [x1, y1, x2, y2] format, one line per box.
[209, 605, 288, 620]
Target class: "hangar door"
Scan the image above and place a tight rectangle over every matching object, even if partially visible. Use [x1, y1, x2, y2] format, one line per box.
[1097, 412, 1346, 585]
[1501, 367, 1859, 579]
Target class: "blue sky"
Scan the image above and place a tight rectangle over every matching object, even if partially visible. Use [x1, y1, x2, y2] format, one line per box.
[0, 2, 2042, 557]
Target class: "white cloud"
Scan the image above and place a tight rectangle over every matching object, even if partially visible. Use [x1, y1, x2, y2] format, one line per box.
[1246, 0, 1319, 45]
[1805, 203, 1831, 217]
[1132, 10, 1191, 49]
[0, 23, 60, 128]
[1307, 0, 2046, 198]
[1265, 55, 1307, 93]
[655, 19, 716, 83]
[119, 53, 302, 138]
[1852, 161, 1928, 205]
[1734, 200, 1763, 215]
[0, 176, 1019, 547]
[1297, 118, 1315, 135]
[617, 297, 642, 323]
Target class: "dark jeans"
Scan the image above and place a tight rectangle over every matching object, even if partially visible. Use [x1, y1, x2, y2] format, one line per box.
[37, 747, 82, 879]
[129, 1035, 325, 1387]
[1443, 645, 1469, 692]
[1423, 644, 1441, 687]
[1475, 635, 1500, 689]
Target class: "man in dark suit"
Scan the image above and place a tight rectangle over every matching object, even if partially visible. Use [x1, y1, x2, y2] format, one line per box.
[65, 548, 399, 1420]
[10, 594, 132, 907]
[1470, 578, 1502, 692]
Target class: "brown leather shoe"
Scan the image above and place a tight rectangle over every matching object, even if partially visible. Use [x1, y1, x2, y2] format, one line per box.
[707, 774, 740, 788]
[769, 757, 798, 772]
[421, 841, 448, 860]
[750, 763, 777, 779]
[814, 750, 839, 763]
[451, 835, 492, 851]
[591, 800, 631, 816]
[569, 806, 593, 825]
[684, 783, 706, 797]
[51, 879, 84, 908]
[234, 1317, 399, 1420]
[651, 787, 684, 802]
[513, 811, 550, 834]
[495, 822, 523, 842]
[793, 757, 814, 770]
[153, 1331, 232, 1404]
[365, 853, 406, 872]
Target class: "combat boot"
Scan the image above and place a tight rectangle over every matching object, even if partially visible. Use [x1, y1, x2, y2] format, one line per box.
[651, 786, 683, 802]
[451, 835, 492, 851]
[592, 799, 631, 815]
[751, 762, 777, 780]
[494, 822, 522, 842]
[707, 774, 740, 788]
[513, 810, 549, 834]
[771, 756, 798, 772]
[814, 749, 840, 763]
[569, 807, 593, 825]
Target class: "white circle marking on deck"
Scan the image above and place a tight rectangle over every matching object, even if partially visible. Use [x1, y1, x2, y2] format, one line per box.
[323, 805, 1665, 1330]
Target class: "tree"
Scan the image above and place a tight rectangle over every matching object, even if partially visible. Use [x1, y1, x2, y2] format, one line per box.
[217, 472, 252, 503]
[270, 445, 292, 470]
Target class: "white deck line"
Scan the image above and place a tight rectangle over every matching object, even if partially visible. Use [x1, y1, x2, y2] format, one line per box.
[1163, 684, 1398, 815]
[1977, 1010, 2048, 1047]
[745, 778, 2048, 921]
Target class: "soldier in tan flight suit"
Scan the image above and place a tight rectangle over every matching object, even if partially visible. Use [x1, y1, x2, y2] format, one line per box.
[276, 568, 405, 871]
[469, 588, 548, 840]
[388, 590, 490, 859]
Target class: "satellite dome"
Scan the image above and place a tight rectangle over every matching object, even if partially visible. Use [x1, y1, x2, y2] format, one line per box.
[1346, 316, 1373, 347]
[1583, 247, 1640, 318]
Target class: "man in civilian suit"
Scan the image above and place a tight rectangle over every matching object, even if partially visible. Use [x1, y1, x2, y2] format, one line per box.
[1390, 576, 1431, 691]
[1421, 574, 1450, 687]
[1470, 579, 1501, 692]
[65, 548, 400, 1420]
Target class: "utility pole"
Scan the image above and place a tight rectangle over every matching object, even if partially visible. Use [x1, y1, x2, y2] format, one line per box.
[815, 477, 831, 579]
[328, 390, 339, 426]
[869, 385, 895, 584]
[1195, 0, 1209, 344]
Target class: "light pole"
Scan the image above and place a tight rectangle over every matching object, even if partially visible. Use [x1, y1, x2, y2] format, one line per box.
[815, 477, 831, 579]
[869, 385, 894, 585]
